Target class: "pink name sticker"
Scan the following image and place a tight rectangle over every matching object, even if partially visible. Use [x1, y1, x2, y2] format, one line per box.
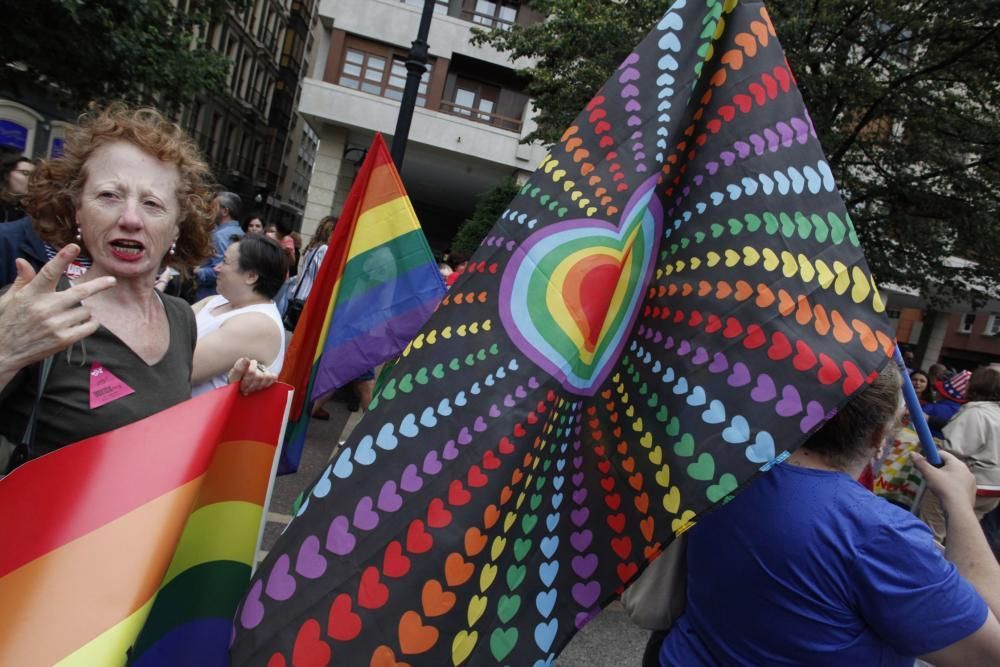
[89, 362, 135, 409]
[65, 262, 88, 280]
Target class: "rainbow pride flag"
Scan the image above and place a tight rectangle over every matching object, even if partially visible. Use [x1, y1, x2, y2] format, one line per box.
[0, 383, 293, 666]
[278, 133, 445, 473]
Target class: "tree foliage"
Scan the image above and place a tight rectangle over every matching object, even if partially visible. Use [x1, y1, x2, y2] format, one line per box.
[452, 178, 523, 255]
[474, 0, 1000, 303]
[0, 0, 247, 112]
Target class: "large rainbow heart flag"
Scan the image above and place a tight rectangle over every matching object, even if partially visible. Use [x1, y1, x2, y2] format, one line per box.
[0, 383, 292, 666]
[231, 0, 895, 664]
[278, 132, 446, 473]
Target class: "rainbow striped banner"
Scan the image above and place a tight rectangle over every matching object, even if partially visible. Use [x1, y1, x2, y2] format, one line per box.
[278, 133, 445, 473]
[0, 383, 293, 666]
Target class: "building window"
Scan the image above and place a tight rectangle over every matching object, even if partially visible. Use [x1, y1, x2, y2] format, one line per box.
[281, 30, 300, 68]
[225, 125, 239, 168]
[453, 78, 498, 119]
[442, 76, 517, 128]
[339, 47, 430, 106]
[264, 80, 275, 117]
[958, 312, 976, 334]
[206, 22, 221, 50]
[986, 315, 1000, 337]
[241, 60, 255, 100]
[386, 57, 428, 106]
[226, 39, 240, 88]
[253, 140, 264, 181]
[339, 48, 387, 96]
[208, 113, 223, 160]
[0, 119, 30, 152]
[253, 69, 265, 108]
[250, 0, 263, 35]
[465, 0, 518, 28]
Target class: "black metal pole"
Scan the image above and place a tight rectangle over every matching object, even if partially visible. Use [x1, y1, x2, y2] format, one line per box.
[390, 0, 435, 169]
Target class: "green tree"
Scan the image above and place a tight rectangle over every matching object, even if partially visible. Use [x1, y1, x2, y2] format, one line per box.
[452, 178, 523, 255]
[0, 0, 245, 111]
[474, 0, 1000, 303]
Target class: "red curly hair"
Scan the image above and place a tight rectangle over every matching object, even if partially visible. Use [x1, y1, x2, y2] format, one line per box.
[23, 103, 214, 268]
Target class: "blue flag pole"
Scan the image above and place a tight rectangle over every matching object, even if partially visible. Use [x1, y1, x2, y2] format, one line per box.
[892, 345, 942, 465]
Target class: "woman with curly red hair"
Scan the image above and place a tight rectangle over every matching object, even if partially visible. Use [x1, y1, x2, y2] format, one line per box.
[0, 105, 272, 468]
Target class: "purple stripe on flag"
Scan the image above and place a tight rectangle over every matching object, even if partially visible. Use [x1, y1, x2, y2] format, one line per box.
[324, 262, 444, 350]
[278, 392, 314, 474]
[312, 297, 440, 399]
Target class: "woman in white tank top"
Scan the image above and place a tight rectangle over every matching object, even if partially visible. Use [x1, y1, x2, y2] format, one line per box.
[190, 235, 287, 396]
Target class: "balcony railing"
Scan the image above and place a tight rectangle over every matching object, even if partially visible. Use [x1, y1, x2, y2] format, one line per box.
[398, 0, 449, 15]
[438, 100, 522, 133]
[459, 8, 515, 29]
[397, 1, 515, 29]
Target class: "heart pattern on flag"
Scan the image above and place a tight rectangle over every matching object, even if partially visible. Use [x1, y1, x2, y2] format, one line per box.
[500, 175, 663, 395]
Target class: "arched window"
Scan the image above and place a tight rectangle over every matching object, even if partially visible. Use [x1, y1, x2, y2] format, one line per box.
[0, 101, 43, 157]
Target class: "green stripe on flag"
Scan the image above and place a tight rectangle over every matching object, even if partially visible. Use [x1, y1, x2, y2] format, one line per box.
[130, 560, 251, 657]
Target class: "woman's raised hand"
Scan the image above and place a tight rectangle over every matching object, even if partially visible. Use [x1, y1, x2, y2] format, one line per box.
[0, 245, 116, 386]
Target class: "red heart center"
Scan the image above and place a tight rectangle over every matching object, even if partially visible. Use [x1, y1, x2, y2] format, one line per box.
[563, 251, 629, 353]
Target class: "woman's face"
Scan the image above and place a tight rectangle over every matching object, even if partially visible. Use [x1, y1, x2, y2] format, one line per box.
[76, 141, 180, 280]
[266, 225, 279, 239]
[247, 218, 264, 234]
[215, 241, 252, 299]
[911, 373, 928, 394]
[7, 159, 34, 196]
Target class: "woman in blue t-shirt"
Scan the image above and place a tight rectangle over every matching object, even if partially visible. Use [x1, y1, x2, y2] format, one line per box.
[657, 364, 1000, 666]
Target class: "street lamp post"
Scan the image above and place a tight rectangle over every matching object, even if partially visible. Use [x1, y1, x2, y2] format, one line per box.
[390, 0, 435, 170]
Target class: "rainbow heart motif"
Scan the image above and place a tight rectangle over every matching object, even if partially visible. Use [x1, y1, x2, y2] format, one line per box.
[500, 176, 663, 395]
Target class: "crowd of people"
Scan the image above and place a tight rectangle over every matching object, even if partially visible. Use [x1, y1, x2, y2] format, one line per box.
[1, 104, 999, 665]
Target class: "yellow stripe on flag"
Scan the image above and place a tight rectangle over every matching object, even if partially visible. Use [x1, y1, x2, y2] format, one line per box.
[55, 597, 156, 667]
[313, 274, 344, 365]
[348, 196, 419, 260]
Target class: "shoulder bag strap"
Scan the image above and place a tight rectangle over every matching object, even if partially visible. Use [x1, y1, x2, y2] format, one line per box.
[290, 247, 321, 301]
[21, 355, 54, 456]
[3, 355, 54, 474]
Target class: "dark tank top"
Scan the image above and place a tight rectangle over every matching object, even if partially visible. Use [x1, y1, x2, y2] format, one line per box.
[0, 287, 196, 458]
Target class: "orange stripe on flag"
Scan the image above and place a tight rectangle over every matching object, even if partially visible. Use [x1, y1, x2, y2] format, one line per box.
[0, 478, 202, 666]
[191, 439, 277, 511]
[360, 162, 404, 211]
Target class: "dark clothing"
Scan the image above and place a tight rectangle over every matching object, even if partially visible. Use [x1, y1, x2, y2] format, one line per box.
[0, 215, 47, 287]
[0, 288, 196, 458]
[644, 631, 669, 667]
[164, 268, 199, 304]
[0, 200, 27, 223]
